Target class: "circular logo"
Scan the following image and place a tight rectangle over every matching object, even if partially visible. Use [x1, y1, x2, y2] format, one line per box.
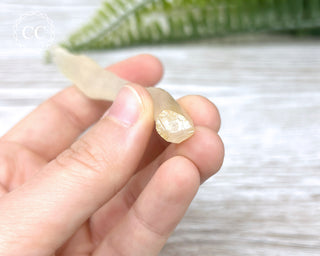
[13, 12, 55, 49]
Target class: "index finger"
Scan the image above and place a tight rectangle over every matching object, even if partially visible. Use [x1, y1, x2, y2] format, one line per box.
[2, 54, 163, 161]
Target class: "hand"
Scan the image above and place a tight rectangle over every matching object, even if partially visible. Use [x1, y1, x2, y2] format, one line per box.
[0, 55, 224, 256]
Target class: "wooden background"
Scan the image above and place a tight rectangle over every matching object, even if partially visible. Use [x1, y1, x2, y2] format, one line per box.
[1, 1, 320, 255]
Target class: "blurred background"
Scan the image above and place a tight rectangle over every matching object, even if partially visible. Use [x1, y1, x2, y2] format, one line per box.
[1, 0, 320, 255]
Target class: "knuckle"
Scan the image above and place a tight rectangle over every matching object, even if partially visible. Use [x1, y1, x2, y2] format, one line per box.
[0, 156, 11, 192]
[132, 204, 167, 238]
[55, 136, 113, 178]
[0, 142, 26, 191]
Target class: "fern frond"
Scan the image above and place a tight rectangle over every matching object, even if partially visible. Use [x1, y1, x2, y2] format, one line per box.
[61, 0, 320, 51]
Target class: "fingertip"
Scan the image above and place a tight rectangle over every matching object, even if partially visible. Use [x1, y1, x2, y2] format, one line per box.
[137, 54, 164, 85]
[108, 54, 164, 87]
[133, 155, 200, 236]
[166, 126, 224, 183]
[126, 83, 154, 124]
[189, 126, 224, 181]
[178, 95, 221, 132]
[158, 156, 200, 201]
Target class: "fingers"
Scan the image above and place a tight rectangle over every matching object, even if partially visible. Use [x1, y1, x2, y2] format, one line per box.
[2, 54, 163, 161]
[90, 97, 223, 241]
[93, 156, 200, 256]
[138, 95, 221, 169]
[109, 54, 163, 87]
[0, 141, 48, 191]
[0, 85, 154, 255]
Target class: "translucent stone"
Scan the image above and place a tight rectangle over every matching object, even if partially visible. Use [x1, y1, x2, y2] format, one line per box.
[155, 110, 194, 143]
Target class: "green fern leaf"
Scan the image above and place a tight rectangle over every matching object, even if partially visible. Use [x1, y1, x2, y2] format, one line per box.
[61, 0, 320, 51]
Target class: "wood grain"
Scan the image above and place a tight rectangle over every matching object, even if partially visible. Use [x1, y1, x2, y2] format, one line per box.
[1, 1, 319, 255]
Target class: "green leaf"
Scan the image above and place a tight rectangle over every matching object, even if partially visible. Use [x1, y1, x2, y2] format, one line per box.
[60, 0, 320, 51]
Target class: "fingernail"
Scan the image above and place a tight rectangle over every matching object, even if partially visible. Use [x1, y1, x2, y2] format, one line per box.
[104, 85, 142, 127]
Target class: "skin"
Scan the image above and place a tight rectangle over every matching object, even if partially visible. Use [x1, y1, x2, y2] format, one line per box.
[0, 54, 224, 256]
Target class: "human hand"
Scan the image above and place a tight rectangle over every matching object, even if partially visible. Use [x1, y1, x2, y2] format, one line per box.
[0, 55, 224, 256]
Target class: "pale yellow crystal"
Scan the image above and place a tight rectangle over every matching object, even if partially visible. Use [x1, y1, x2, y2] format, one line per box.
[155, 110, 194, 143]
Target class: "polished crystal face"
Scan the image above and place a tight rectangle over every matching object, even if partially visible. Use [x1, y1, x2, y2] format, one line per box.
[155, 110, 194, 143]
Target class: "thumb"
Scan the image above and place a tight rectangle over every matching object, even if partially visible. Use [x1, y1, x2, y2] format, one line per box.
[0, 84, 154, 256]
